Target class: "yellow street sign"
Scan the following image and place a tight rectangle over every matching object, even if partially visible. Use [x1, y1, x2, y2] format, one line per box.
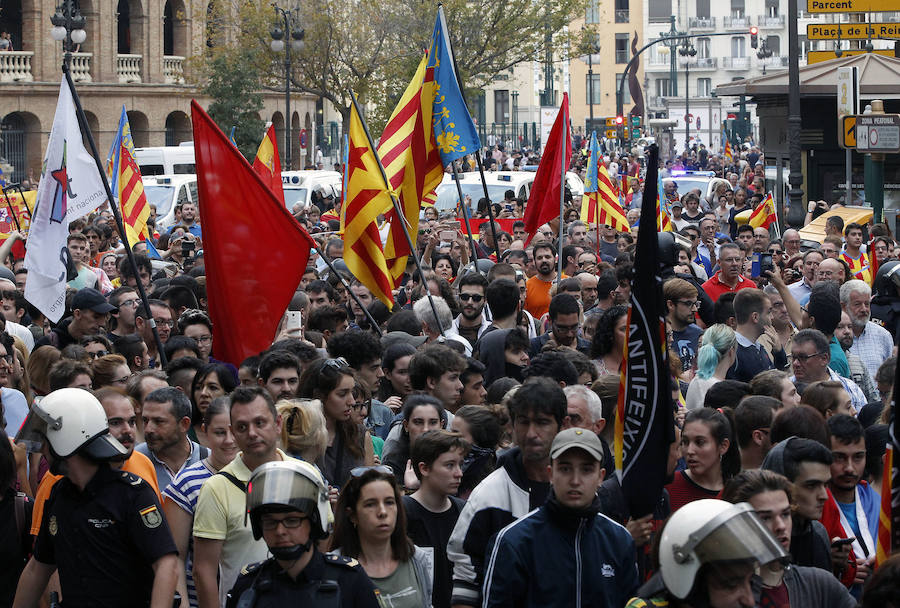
[840, 115, 857, 149]
[808, 23, 900, 40]
[605, 129, 618, 139]
[807, 49, 896, 65]
[604, 118, 617, 127]
[808, 0, 900, 12]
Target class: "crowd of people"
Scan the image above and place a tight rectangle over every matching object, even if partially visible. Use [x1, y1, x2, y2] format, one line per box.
[3, 138, 900, 608]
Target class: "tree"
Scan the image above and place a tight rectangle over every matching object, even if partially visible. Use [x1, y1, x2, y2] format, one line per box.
[199, 47, 266, 160]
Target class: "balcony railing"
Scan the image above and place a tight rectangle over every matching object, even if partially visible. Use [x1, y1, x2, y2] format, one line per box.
[722, 56, 750, 69]
[649, 95, 668, 108]
[758, 15, 785, 27]
[163, 55, 185, 84]
[694, 57, 718, 69]
[70, 52, 92, 82]
[0, 51, 33, 82]
[647, 57, 671, 70]
[762, 55, 789, 67]
[724, 16, 750, 29]
[688, 17, 716, 30]
[117, 54, 142, 83]
[615, 9, 629, 23]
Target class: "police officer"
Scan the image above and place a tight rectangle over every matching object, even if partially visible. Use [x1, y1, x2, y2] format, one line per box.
[13, 388, 178, 608]
[226, 461, 379, 608]
[871, 260, 900, 344]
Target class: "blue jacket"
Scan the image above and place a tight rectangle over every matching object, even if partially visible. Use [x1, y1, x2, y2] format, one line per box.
[482, 493, 639, 608]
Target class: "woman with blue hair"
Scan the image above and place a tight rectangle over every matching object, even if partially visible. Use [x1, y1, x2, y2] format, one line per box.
[685, 324, 737, 410]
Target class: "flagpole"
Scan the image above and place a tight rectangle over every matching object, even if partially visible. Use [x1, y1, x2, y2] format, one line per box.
[313, 242, 383, 336]
[556, 102, 568, 289]
[61, 62, 168, 368]
[349, 91, 446, 336]
[450, 162, 479, 260]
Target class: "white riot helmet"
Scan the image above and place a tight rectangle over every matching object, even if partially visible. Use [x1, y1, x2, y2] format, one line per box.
[16, 388, 127, 460]
[659, 499, 788, 599]
[246, 460, 333, 550]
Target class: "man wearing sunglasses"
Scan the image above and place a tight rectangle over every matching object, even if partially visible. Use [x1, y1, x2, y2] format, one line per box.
[448, 273, 490, 353]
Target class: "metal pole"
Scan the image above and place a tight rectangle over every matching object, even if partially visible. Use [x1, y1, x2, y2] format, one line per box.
[846, 148, 852, 206]
[685, 59, 690, 150]
[669, 16, 678, 97]
[556, 102, 568, 289]
[348, 91, 445, 336]
[314, 243, 382, 335]
[62, 62, 167, 368]
[786, 0, 805, 227]
[284, 20, 292, 170]
[588, 51, 594, 132]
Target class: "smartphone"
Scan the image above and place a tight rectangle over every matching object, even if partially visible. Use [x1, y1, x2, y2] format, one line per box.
[505, 204, 513, 212]
[285, 310, 302, 332]
[831, 537, 856, 548]
[440, 230, 456, 241]
[759, 253, 774, 275]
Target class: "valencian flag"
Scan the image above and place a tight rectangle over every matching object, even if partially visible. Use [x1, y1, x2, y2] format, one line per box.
[614, 144, 676, 517]
[106, 106, 150, 247]
[252, 123, 285, 204]
[524, 94, 571, 245]
[377, 52, 444, 284]
[429, 5, 481, 165]
[656, 178, 673, 232]
[748, 192, 777, 230]
[25, 82, 106, 322]
[580, 131, 628, 233]
[190, 100, 314, 365]
[341, 100, 397, 309]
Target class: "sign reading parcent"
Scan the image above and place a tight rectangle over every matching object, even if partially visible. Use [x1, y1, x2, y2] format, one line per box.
[808, 0, 898, 11]
[856, 114, 900, 153]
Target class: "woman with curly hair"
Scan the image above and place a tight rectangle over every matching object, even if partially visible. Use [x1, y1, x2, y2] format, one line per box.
[591, 305, 628, 375]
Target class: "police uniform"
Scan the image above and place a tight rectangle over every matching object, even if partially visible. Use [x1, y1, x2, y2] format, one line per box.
[32, 464, 177, 607]
[226, 549, 379, 608]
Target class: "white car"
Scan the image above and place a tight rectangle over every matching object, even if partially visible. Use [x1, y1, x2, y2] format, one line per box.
[142, 174, 198, 230]
[432, 170, 584, 214]
[281, 170, 343, 210]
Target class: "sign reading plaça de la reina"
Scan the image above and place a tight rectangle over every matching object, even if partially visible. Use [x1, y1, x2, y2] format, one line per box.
[808, 0, 899, 12]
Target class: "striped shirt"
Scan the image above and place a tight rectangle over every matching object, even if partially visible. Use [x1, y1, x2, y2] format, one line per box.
[163, 459, 216, 608]
[849, 321, 894, 382]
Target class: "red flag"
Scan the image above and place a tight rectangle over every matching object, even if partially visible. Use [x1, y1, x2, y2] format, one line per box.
[524, 94, 571, 245]
[252, 123, 285, 204]
[876, 444, 892, 567]
[190, 101, 314, 365]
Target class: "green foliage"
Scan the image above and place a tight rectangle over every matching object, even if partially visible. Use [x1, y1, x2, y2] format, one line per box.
[199, 48, 266, 159]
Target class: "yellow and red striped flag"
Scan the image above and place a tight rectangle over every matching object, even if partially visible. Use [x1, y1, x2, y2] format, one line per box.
[724, 140, 733, 162]
[581, 160, 629, 233]
[340, 102, 396, 309]
[106, 107, 150, 246]
[376, 53, 444, 285]
[876, 444, 892, 567]
[252, 123, 285, 204]
[748, 192, 777, 230]
[656, 198, 673, 232]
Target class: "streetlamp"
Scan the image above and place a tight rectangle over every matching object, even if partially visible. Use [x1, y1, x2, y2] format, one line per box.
[49, 0, 87, 61]
[585, 32, 600, 133]
[678, 39, 696, 151]
[270, 3, 304, 170]
[786, 0, 804, 227]
[662, 16, 681, 98]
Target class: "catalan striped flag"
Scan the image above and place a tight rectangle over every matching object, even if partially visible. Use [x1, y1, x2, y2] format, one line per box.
[580, 132, 628, 233]
[106, 106, 150, 247]
[252, 123, 285, 204]
[748, 192, 776, 230]
[723, 128, 733, 162]
[876, 443, 892, 567]
[341, 100, 396, 309]
[376, 52, 444, 284]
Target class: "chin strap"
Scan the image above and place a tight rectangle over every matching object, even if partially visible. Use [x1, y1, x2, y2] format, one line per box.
[270, 538, 314, 561]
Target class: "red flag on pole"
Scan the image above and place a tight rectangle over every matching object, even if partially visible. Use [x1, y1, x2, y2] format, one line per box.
[524, 94, 571, 245]
[190, 101, 314, 365]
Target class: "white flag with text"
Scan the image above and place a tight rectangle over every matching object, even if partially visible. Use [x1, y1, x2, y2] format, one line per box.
[24, 81, 106, 322]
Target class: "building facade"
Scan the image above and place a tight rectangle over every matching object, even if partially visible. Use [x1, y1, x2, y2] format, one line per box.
[0, 0, 319, 183]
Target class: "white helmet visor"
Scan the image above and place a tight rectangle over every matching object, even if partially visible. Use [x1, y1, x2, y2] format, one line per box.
[682, 503, 788, 568]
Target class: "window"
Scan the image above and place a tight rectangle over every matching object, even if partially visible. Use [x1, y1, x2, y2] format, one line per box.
[767, 35, 781, 55]
[616, 74, 632, 104]
[615, 0, 630, 22]
[586, 0, 600, 23]
[799, 35, 810, 59]
[494, 90, 510, 124]
[697, 78, 712, 96]
[655, 78, 671, 97]
[731, 36, 746, 57]
[731, 0, 745, 17]
[696, 37, 711, 58]
[649, 0, 671, 22]
[615, 34, 629, 64]
[586, 74, 602, 104]
[765, 0, 779, 16]
[696, 0, 710, 18]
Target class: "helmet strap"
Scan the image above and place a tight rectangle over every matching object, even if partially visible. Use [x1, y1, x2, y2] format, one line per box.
[270, 538, 313, 562]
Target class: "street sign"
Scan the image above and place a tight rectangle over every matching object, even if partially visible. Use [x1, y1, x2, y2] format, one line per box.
[807, 49, 896, 64]
[605, 117, 618, 127]
[807, 0, 898, 12]
[839, 115, 857, 149]
[837, 66, 859, 117]
[631, 128, 641, 139]
[808, 22, 900, 40]
[856, 114, 900, 153]
[605, 129, 618, 139]
[299, 129, 308, 149]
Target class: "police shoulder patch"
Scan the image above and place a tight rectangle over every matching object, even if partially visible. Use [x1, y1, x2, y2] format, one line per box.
[119, 471, 144, 487]
[325, 554, 359, 568]
[139, 505, 162, 528]
[240, 561, 265, 576]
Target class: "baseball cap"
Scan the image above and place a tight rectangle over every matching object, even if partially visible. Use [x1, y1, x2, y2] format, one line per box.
[550, 428, 604, 463]
[71, 288, 116, 313]
[671, 200, 683, 208]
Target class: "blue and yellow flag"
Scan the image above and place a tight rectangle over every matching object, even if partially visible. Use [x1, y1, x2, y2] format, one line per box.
[584, 131, 599, 194]
[428, 6, 481, 165]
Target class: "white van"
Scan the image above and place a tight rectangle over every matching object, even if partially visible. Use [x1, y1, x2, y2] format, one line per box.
[433, 170, 585, 214]
[143, 175, 198, 230]
[280, 170, 343, 210]
[135, 143, 196, 176]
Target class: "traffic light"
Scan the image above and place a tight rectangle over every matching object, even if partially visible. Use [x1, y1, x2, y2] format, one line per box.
[749, 26, 759, 49]
[615, 115, 624, 127]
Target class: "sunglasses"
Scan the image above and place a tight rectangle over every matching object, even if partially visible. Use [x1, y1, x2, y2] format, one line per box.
[458, 293, 484, 303]
[323, 357, 349, 371]
[349, 465, 393, 478]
